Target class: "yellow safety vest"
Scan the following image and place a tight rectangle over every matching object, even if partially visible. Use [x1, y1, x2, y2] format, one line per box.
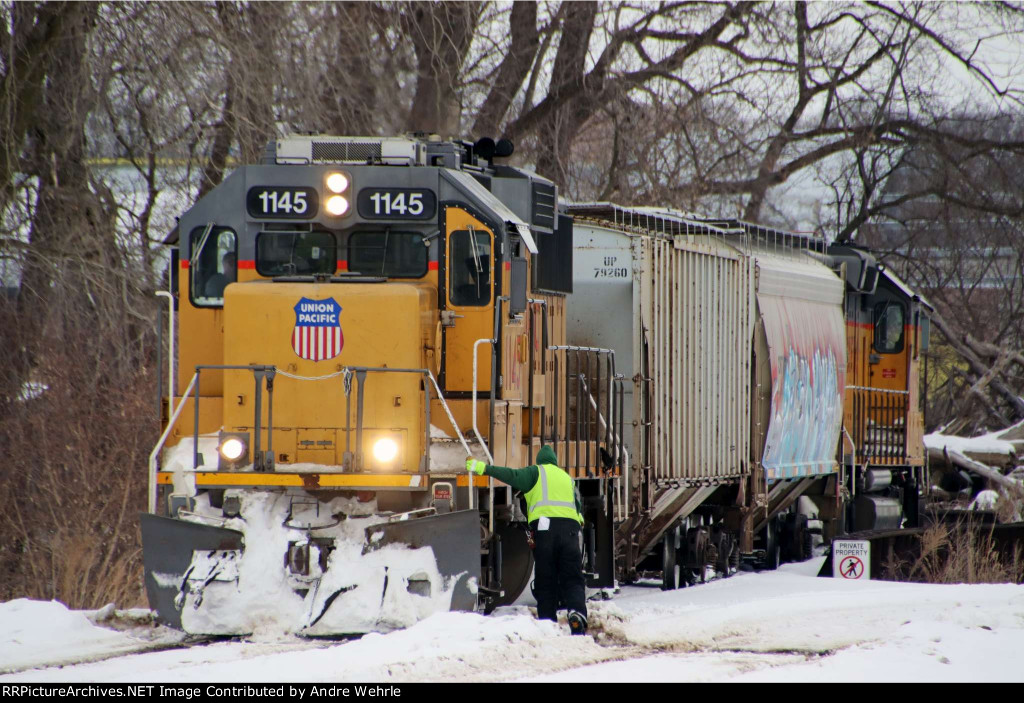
[525, 463, 583, 524]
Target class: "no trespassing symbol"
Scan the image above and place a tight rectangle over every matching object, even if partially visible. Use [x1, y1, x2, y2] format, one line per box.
[832, 540, 871, 580]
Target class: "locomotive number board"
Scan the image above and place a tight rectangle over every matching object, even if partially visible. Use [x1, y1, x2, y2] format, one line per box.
[357, 188, 436, 220]
[247, 186, 319, 219]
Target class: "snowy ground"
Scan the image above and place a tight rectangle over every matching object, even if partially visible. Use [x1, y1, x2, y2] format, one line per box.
[2, 558, 1023, 683]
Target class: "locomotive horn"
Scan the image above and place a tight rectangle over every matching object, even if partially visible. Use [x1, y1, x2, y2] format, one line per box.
[474, 137, 496, 160]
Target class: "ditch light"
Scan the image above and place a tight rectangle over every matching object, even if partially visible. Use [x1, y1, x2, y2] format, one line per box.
[218, 431, 250, 470]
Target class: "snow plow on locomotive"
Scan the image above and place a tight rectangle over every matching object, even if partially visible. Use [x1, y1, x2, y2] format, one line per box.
[142, 134, 931, 634]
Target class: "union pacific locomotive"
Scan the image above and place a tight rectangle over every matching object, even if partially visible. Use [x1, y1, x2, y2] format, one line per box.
[143, 134, 929, 634]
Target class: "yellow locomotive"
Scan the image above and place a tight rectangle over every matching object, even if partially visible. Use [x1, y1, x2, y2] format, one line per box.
[144, 135, 606, 634]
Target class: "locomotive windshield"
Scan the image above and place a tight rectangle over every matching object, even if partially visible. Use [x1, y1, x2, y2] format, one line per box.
[256, 230, 337, 277]
[348, 230, 427, 278]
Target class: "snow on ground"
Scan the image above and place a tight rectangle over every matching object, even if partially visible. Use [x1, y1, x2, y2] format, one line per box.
[0, 600, 183, 674]
[527, 558, 1024, 682]
[3, 559, 1023, 682]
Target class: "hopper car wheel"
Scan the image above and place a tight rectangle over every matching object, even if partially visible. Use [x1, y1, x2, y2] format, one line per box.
[713, 533, 734, 576]
[802, 526, 814, 561]
[763, 518, 781, 571]
[788, 514, 812, 562]
[661, 526, 680, 591]
[487, 521, 534, 611]
[685, 527, 710, 583]
[780, 513, 810, 563]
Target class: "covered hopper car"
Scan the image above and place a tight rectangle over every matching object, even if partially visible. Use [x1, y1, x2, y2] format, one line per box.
[143, 135, 930, 633]
[564, 205, 931, 586]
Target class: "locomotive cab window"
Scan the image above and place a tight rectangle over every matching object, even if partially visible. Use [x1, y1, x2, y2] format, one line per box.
[449, 228, 491, 307]
[873, 301, 905, 354]
[348, 230, 427, 278]
[256, 230, 337, 277]
[190, 226, 237, 307]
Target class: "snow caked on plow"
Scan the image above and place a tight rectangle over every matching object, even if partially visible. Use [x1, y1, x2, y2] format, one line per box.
[141, 491, 479, 637]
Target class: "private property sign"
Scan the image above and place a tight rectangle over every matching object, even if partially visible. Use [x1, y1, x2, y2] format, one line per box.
[832, 540, 871, 580]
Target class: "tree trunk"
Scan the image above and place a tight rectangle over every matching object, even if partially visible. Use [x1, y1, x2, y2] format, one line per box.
[533, 2, 598, 182]
[472, 3, 540, 138]
[405, 2, 480, 136]
[4, 3, 101, 415]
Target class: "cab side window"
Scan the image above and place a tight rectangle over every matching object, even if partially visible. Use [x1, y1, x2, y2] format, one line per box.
[873, 301, 905, 354]
[449, 229, 491, 307]
[190, 227, 237, 307]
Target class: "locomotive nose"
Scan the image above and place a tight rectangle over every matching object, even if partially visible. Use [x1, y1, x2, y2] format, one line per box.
[220, 279, 431, 472]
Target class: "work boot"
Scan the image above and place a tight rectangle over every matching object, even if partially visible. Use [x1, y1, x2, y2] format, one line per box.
[567, 610, 587, 636]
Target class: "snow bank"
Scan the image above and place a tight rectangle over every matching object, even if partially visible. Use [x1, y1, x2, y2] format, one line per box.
[0, 600, 154, 673]
[2, 608, 610, 683]
[591, 558, 1024, 656]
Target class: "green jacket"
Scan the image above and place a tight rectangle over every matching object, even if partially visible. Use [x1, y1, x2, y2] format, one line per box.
[482, 445, 584, 519]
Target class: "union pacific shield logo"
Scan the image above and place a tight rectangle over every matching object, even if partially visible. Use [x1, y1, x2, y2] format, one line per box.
[292, 297, 343, 361]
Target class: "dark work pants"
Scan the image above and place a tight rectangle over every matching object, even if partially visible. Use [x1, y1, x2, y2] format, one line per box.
[532, 517, 587, 622]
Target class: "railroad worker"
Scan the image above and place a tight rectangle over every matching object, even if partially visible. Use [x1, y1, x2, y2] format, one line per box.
[204, 251, 236, 298]
[466, 445, 588, 635]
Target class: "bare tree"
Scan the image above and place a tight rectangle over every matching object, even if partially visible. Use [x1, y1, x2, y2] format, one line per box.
[859, 115, 1024, 432]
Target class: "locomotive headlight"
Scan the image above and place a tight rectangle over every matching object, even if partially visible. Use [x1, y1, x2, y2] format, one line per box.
[217, 431, 250, 470]
[325, 195, 349, 216]
[325, 172, 349, 194]
[372, 437, 399, 464]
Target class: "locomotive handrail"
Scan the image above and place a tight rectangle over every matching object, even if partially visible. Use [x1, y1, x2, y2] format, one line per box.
[579, 373, 631, 523]
[525, 299, 548, 461]
[148, 371, 199, 514]
[547, 345, 618, 465]
[471, 339, 496, 465]
[846, 385, 910, 462]
[279, 365, 474, 505]
[160, 364, 475, 506]
[155, 291, 175, 419]
[424, 369, 474, 462]
[846, 385, 910, 395]
[843, 425, 857, 503]
[577, 374, 630, 473]
[192, 365, 277, 471]
[331, 365, 473, 476]
[473, 337, 495, 522]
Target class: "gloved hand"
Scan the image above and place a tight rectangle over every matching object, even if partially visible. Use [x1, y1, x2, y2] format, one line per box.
[466, 457, 487, 475]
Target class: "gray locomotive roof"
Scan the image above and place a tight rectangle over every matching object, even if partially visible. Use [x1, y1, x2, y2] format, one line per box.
[442, 170, 537, 253]
[879, 265, 934, 311]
